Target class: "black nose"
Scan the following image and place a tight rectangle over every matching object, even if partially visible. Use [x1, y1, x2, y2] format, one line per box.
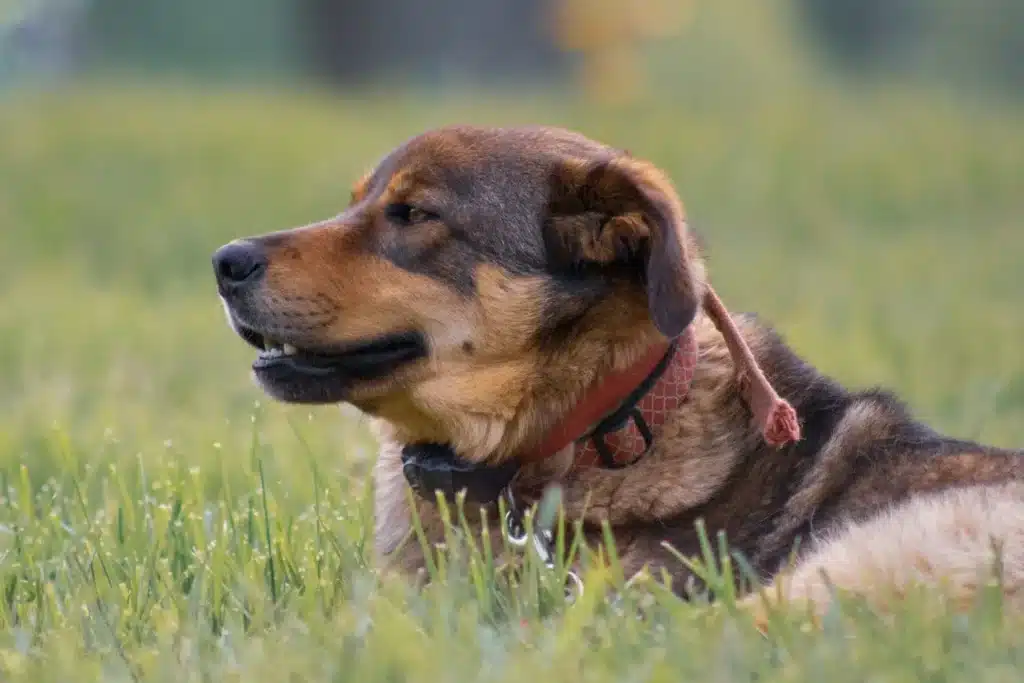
[212, 240, 267, 292]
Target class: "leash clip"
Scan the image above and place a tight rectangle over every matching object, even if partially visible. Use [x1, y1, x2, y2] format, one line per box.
[502, 488, 583, 603]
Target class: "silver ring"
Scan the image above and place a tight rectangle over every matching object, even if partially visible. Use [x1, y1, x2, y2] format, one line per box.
[504, 510, 528, 546]
[531, 529, 553, 565]
[564, 571, 584, 603]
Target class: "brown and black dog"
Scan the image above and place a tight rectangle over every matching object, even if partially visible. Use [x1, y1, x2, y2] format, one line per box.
[212, 125, 1024, 622]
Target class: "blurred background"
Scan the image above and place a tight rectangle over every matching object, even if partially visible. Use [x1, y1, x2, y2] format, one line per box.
[3, 0, 1022, 98]
[1, 0, 1022, 483]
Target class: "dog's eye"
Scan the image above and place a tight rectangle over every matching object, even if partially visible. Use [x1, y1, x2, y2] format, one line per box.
[385, 203, 436, 226]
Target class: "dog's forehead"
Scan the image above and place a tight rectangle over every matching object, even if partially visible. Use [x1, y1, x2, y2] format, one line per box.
[370, 125, 615, 197]
[400, 125, 611, 162]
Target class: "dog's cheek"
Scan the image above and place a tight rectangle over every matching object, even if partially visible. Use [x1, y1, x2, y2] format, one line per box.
[471, 264, 549, 354]
[422, 314, 478, 361]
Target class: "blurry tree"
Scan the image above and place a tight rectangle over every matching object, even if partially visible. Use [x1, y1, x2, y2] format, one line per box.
[796, 0, 1023, 96]
[549, 0, 694, 104]
[795, 0, 919, 68]
[79, 0, 695, 97]
[64, 0, 1024, 101]
[84, 0, 570, 87]
[298, 0, 568, 87]
[2, 0, 89, 84]
[86, 0, 299, 77]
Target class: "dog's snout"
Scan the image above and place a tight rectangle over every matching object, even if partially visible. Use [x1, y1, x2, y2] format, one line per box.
[213, 240, 267, 292]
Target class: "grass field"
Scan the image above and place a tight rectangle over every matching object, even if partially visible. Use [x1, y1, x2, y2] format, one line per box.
[1, 73, 1024, 681]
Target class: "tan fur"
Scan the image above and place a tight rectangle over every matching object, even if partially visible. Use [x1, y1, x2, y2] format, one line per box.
[350, 171, 372, 204]
[371, 420, 415, 559]
[743, 482, 1024, 627]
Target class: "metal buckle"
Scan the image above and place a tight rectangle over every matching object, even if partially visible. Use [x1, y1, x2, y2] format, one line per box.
[502, 488, 583, 603]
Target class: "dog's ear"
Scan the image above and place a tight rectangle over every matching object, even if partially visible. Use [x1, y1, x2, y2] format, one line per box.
[546, 156, 705, 338]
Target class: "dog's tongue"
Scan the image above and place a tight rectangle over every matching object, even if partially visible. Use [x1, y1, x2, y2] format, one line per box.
[702, 285, 801, 447]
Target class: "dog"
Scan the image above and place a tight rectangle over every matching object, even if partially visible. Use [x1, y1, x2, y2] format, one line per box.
[212, 124, 1024, 624]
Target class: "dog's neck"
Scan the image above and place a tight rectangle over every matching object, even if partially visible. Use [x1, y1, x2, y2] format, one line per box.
[519, 328, 698, 470]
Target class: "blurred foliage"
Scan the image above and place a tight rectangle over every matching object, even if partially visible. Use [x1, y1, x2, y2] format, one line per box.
[295, 0, 568, 87]
[86, 0, 299, 76]
[550, 0, 695, 103]
[797, 0, 1024, 95]
[4, 0, 1019, 101]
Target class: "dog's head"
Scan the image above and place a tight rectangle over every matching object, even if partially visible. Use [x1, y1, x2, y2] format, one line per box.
[213, 125, 706, 457]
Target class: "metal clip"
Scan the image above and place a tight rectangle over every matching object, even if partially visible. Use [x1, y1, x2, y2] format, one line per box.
[501, 487, 583, 603]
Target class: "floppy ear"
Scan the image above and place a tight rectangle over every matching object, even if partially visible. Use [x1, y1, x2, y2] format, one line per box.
[546, 156, 705, 338]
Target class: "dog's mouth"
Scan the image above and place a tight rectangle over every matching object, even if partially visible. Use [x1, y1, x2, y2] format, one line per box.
[232, 322, 428, 403]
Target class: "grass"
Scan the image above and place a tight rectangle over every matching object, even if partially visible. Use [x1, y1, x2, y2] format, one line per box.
[1, 69, 1023, 681]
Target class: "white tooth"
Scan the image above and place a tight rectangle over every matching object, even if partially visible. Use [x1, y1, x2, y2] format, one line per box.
[283, 344, 297, 356]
